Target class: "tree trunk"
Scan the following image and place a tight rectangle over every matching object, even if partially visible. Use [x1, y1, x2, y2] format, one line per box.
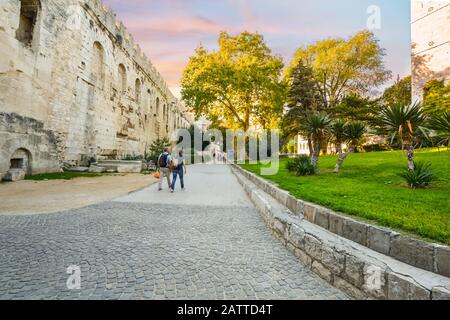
[334, 145, 354, 173]
[308, 137, 313, 158]
[406, 144, 415, 172]
[310, 139, 321, 168]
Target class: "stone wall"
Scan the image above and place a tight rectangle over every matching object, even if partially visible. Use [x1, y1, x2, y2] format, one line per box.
[0, 112, 60, 179]
[411, 1, 450, 101]
[231, 165, 450, 300]
[0, 0, 191, 178]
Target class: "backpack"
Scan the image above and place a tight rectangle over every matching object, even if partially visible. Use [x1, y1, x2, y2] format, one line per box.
[158, 153, 169, 168]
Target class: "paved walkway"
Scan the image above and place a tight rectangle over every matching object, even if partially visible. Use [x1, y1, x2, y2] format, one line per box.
[0, 165, 348, 300]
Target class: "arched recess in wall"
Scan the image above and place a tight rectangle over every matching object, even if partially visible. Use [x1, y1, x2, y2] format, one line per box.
[9, 148, 32, 176]
[118, 64, 127, 93]
[135, 79, 141, 103]
[16, 0, 41, 47]
[92, 41, 105, 87]
[155, 97, 160, 117]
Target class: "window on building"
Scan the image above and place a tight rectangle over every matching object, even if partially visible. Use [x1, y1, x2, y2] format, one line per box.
[16, 0, 40, 46]
[118, 64, 127, 93]
[92, 41, 105, 86]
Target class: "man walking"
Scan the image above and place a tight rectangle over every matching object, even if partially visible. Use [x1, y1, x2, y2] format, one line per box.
[157, 147, 172, 191]
[170, 150, 187, 193]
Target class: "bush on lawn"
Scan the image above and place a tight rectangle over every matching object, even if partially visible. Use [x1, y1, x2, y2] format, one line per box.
[286, 155, 316, 176]
[399, 161, 434, 189]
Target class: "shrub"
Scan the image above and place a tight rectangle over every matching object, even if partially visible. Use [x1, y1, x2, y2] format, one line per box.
[363, 143, 391, 152]
[286, 155, 316, 176]
[399, 162, 434, 189]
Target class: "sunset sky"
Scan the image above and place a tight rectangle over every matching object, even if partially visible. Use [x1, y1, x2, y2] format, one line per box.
[103, 0, 412, 98]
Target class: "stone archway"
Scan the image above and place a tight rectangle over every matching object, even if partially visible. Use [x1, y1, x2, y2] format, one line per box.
[4, 148, 32, 181]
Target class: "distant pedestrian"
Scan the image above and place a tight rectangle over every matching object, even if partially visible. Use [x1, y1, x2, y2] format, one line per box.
[170, 150, 187, 192]
[157, 148, 172, 191]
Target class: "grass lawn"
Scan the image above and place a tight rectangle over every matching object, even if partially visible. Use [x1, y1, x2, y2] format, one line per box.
[25, 172, 108, 181]
[241, 148, 450, 245]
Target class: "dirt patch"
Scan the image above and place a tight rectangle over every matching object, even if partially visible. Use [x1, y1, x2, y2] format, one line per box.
[0, 174, 156, 216]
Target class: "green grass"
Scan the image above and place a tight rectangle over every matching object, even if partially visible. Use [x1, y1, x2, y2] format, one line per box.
[241, 148, 450, 244]
[25, 172, 107, 181]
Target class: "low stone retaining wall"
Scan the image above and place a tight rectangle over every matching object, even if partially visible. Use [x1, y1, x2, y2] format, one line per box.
[231, 164, 450, 300]
[231, 164, 450, 278]
[96, 160, 143, 173]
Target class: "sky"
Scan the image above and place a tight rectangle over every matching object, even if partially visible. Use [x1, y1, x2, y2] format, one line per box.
[103, 0, 412, 98]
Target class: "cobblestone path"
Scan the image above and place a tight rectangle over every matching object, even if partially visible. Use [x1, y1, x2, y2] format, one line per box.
[0, 165, 348, 300]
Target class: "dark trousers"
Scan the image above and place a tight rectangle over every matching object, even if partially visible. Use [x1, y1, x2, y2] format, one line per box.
[171, 168, 184, 190]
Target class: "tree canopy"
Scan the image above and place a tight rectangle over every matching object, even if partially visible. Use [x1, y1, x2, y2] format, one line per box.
[382, 75, 412, 107]
[288, 31, 391, 108]
[181, 31, 286, 131]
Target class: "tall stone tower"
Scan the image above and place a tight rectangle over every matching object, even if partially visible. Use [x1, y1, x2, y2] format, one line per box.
[411, 1, 450, 102]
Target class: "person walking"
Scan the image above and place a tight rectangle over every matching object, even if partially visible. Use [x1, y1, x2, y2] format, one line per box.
[157, 147, 172, 191]
[170, 150, 186, 193]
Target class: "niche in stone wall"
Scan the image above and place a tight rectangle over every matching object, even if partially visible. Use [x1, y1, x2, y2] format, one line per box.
[92, 41, 105, 87]
[155, 97, 160, 117]
[118, 64, 127, 93]
[16, 0, 41, 47]
[135, 78, 141, 103]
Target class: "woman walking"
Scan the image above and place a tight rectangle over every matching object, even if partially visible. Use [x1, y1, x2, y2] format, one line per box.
[170, 150, 187, 193]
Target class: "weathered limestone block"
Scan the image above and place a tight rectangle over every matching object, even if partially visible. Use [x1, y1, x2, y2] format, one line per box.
[286, 195, 304, 217]
[321, 247, 345, 275]
[304, 234, 323, 260]
[431, 287, 450, 300]
[333, 276, 368, 299]
[312, 261, 332, 283]
[342, 218, 368, 246]
[328, 211, 344, 236]
[362, 264, 387, 299]
[272, 218, 286, 236]
[390, 236, 435, 272]
[367, 226, 395, 255]
[88, 166, 106, 173]
[2, 169, 25, 182]
[344, 255, 365, 287]
[435, 246, 450, 278]
[314, 208, 330, 229]
[387, 273, 430, 300]
[303, 203, 317, 223]
[287, 224, 306, 249]
[294, 249, 312, 268]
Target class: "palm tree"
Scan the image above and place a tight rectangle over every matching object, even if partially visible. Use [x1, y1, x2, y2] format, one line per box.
[379, 103, 427, 171]
[333, 121, 367, 173]
[330, 120, 347, 155]
[299, 112, 332, 168]
[428, 112, 450, 148]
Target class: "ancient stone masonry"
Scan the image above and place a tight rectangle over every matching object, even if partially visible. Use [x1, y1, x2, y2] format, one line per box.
[0, 0, 191, 180]
[411, 1, 450, 101]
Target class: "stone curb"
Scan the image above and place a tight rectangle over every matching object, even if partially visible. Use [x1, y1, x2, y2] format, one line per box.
[230, 165, 450, 300]
[231, 164, 450, 278]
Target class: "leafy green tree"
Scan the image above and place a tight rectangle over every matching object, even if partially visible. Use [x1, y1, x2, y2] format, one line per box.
[148, 137, 171, 163]
[379, 103, 427, 171]
[428, 112, 450, 147]
[333, 93, 381, 123]
[382, 75, 412, 107]
[181, 32, 285, 131]
[288, 31, 391, 108]
[332, 121, 367, 173]
[423, 79, 450, 116]
[299, 112, 332, 167]
[282, 61, 323, 150]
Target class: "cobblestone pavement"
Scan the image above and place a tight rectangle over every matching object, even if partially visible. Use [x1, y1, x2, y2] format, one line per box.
[0, 165, 348, 300]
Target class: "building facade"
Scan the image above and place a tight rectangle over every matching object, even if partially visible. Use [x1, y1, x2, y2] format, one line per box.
[411, 1, 450, 102]
[0, 0, 191, 180]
